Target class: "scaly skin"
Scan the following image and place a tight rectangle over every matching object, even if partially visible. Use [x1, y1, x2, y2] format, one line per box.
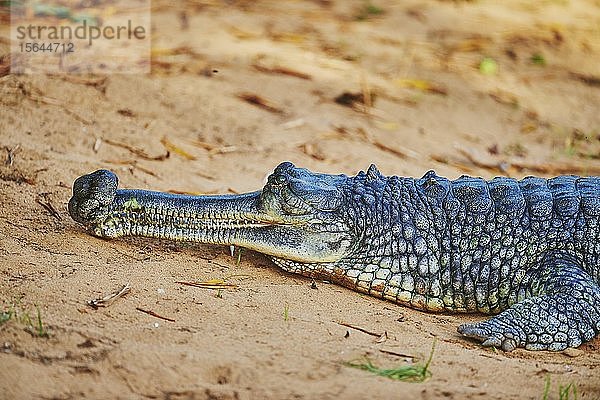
[68, 162, 600, 351]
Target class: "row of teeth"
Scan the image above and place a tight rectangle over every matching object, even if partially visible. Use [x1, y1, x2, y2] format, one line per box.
[113, 209, 271, 229]
[124, 206, 271, 222]
[102, 219, 241, 243]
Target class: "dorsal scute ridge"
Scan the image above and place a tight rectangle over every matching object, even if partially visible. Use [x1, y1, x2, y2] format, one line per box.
[450, 175, 493, 214]
[416, 170, 451, 203]
[488, 177, 525, 215]
[366, 164, 385, 183]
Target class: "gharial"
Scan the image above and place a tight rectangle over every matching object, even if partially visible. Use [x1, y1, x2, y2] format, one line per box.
[68, 162, 600, 352]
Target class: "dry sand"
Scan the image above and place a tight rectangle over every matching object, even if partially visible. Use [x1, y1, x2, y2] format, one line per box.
[1, 1, 600, 399]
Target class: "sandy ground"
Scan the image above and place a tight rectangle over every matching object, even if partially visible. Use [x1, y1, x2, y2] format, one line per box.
[1, 1, 600, 399]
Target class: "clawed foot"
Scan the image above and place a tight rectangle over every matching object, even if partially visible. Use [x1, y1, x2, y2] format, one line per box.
[458, 321, 522, 352]
[68, 169, 118, 227]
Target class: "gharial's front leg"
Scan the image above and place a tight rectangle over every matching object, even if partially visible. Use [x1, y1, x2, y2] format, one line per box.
[458, 251, 600, 351]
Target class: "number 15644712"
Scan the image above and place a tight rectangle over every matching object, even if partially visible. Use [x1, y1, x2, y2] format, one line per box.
[19, 42, 75, 53]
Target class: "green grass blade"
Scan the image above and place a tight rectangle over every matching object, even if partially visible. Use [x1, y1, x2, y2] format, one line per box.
[542, 375, 551, 400]
[346, 340, 435, 382]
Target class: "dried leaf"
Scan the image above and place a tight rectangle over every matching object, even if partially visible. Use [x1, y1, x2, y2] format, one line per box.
[520, 122, 537, 134]
[281, 118, 306, 130]
[160, 137, 197, 160]
[489, 90, 519, 108]
[451, 37, 492, 53]
[394, 79, 447, 95]
[93, 137, 102, 153]
[237, 92, 284, 114]
[570, 72, 600, 87]
[252, 63, 312, 80]
[0, 53, 12, 78]
[227, 25, 260, 40]
[334, 91, 377, 107]
[209, 145, 237, 156]
[371, 140, 408, 159]
[117, 108, 135, 117]
[374, 121, 400, 131]
[269, 32, 306, 43]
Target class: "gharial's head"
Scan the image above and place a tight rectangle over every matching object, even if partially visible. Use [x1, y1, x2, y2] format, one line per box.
[68, 162, 388, 267]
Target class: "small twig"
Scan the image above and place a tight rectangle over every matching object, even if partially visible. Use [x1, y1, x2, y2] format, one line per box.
[88, 284, 130, 309]
[5, 144, 21, 166]
[336, 321, 382, 337]
[376, 331, 389, 343]
[252, 63, 312, 80]
[36, 193, 62, 221]
[379, 349, 416, 359]
[104, 139, 170, 161]
[175, 280, 238, 290]
[135, 307, 175, 322]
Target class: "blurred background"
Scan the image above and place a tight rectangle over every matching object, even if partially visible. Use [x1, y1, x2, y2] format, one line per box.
[1, 0, 600, 194]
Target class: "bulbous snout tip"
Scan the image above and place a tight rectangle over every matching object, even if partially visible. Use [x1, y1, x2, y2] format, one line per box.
[68, 169, 118, 226]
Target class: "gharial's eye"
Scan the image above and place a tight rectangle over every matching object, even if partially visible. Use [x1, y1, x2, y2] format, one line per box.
[272, 174, 288, 185]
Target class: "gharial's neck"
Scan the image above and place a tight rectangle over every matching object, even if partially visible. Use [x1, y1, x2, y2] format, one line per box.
[341, 175, 440, 262]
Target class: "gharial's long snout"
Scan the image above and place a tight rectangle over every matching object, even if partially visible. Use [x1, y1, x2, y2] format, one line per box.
[68, 169, 269, 241]
[68, 166, 352, 263]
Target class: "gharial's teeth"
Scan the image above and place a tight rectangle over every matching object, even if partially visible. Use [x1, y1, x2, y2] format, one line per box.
[230, 245, 235, 257]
